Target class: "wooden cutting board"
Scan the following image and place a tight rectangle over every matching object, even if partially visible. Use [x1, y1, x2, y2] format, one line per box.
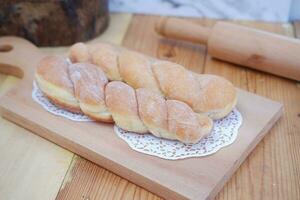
[0, 36, 282, 200]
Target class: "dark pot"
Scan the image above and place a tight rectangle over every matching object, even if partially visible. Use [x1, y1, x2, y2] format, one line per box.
[0, 0, 109, 46]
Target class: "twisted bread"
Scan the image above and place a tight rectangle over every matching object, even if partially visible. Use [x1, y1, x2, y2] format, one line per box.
[69, 42, 237, 119]
[35, 56, 213, 144]
[68, 62, 112, 122]
[35, 55, 81, 113]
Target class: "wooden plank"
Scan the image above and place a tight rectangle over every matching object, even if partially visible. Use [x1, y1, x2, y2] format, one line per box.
[56, 16, 206, 200]
[54, 13, 160, 200]
[0, 16, 283, 199]
[56, 156, 162, 200]
[0, 13, 132, 200]
[0, 75, 74, 200]
[202, 22, 300, 200]
[121, 16, 293, 199]
[0, 121, 73, 200]
[122, 16, 207, 74]
[55, 17, 299, 199]
[0, 55, 283, 200]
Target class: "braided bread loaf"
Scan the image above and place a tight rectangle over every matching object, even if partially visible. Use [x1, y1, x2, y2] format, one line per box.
[35, 56, 213, 144]
[69, 42, 237, 120]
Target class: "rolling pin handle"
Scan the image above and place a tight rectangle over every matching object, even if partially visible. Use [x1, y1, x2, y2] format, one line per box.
[155, 17, 211, 45]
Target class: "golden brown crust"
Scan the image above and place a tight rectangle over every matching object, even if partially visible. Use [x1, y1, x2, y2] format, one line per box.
[196, 114, 214, 137]
[68, 63, 113, 122]
[45, 93, 82, 114]
[36, 55, 74, 94]
[118, 50, 162, 94]
[36, 42, 239, 143]
[105, 81, 148, 133]
[136, 88, 213, 143]
[90, 43, 122, 81]
[152, 61, 201, 108]
[136, 88, 170, 138]
[153, 61, 237, 119]
[35, 56, 81, 112]
[167, 100, 212, 144]
[195, 74, 237, 119]
[36, 54, 214, 143]
[84, 112, 114, 123]
[81, 42, 237, 119]
[68, 63, 108, 105]
[69, 42, 91, 63]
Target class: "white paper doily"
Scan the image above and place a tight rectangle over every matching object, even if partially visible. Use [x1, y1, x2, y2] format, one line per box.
[114, 108, 242, 160]
[32, 81, 242, 160]
[32, 81, 92, 122]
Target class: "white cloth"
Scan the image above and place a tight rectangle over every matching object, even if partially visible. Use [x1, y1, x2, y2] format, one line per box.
[109, 0, 293, 22]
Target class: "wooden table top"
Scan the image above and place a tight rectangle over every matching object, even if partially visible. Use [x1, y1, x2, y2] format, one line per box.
[0, 14, 299, 200]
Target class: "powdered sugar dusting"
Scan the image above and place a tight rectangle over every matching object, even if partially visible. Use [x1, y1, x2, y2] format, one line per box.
[32, 80, 242, 160]
[68, 63, 108, 104]
[37, 56, 74, 94]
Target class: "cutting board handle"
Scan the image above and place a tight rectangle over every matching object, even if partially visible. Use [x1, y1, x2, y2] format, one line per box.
[0, 36, 44, 80]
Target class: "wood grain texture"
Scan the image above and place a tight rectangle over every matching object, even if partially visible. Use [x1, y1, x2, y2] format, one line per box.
[0, 15, 297, 200]
[204, 21, 300, 200]
[156, 18, 300, 81]
[56, 156, 162, 200]
[53, 16, 297, 200]
[0, 34, 282, 199]
[0, 13, 132, 200]
[0, 75, 74, 200]
[56, 16, 207, 200]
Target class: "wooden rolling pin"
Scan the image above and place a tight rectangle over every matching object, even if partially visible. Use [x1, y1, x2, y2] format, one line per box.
[155, 18, 300, 81]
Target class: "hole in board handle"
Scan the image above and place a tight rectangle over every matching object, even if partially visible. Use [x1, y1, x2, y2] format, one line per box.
[0, 44, 13, 52]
